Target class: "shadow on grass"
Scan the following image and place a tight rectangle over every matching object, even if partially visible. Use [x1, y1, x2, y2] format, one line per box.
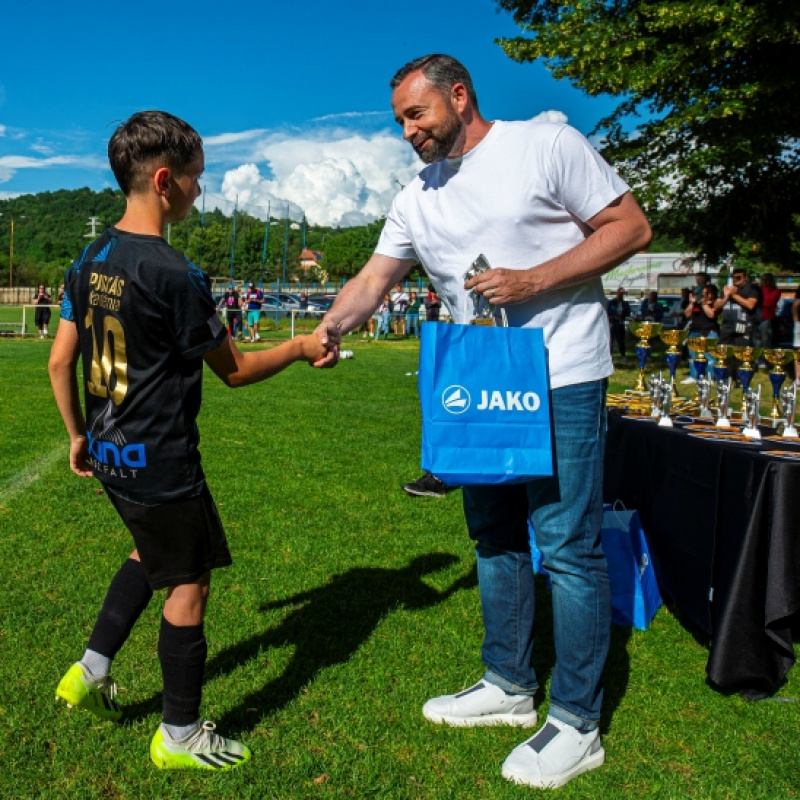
[203, 553, 477, 734]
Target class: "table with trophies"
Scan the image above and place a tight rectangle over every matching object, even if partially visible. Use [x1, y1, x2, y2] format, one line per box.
[604, 322, 800, 698]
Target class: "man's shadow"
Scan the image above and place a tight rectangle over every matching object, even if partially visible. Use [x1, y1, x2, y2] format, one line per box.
[202, 553, 476, 734]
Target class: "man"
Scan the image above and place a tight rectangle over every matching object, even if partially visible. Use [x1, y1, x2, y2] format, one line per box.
[714, 268, 761, 379]
[313, 54, 651, 789]
[639, 290, 663, 322]
[606, 287, 631, 358]
[244, 282, 264, 342]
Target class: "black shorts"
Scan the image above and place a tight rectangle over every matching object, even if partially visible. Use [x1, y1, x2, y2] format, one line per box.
[35, 307, 51, 327]
[106, 485, 232, 590]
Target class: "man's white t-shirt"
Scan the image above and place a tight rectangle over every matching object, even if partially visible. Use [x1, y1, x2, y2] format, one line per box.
[375, 121, 629, 389]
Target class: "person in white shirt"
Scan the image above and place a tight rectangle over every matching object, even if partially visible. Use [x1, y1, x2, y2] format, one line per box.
[312, 53, 651, 789]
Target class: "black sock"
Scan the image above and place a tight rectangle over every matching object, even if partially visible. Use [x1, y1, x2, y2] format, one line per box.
[159, 616, 207, 726]
[86, 558, 153, 659]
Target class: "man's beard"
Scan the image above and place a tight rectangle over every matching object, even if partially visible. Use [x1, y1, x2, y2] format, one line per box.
[412, 111, 464, 164]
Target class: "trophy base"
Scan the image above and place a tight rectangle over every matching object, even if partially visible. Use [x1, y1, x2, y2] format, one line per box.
[743, 426, 762, 440]
[624, 389, 650, 397]
[658, 416, 673, 428]
[716, 417, 731, 428]
[699, 409, 714, 420]
[782, 425, 799, 439]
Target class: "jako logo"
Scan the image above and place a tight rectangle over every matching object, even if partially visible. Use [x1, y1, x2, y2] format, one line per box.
[442, 385, 471, 414]
[476, 390, 541, 412]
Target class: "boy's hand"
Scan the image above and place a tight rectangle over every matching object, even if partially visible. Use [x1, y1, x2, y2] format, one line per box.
[299, 333, 328, 364]
[69, 436, 94, 478]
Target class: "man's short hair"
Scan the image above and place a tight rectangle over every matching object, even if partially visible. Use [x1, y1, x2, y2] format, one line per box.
[390, 54, 479, 110]
[108, 110, 202, 196]
[732, 267, 747, 277]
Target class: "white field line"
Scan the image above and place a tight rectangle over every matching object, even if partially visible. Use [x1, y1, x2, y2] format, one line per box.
[0, 444, 66, 506]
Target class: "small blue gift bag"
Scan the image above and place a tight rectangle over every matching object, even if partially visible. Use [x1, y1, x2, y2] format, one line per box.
[417, 323, 553, 485]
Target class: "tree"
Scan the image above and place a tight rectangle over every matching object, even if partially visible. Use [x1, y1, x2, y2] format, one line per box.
[495, 0, 800, 269]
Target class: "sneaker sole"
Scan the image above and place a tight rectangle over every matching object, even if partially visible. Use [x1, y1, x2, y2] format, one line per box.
[402, 488, 447, 497]
[502, 745, 605, 788]
[423, 707, 538, 728]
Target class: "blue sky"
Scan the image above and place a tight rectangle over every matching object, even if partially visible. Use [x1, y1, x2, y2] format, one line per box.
[0, 0, 619, 227]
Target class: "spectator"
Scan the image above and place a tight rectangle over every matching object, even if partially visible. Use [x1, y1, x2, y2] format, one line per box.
[607, 287, 631, 359]
[391, 283, 409, 335]
[244, 282, 263, 343]
[423, 283, 441, 322]
[639, 290, 664, 322]
[681, 284, 720, 384]
[375, 295, 392, 339]
[715, 267, 761, 379]
[33, 284, 54, 338]
[406, 291, 422, 338]
[757, 273, 781, 350]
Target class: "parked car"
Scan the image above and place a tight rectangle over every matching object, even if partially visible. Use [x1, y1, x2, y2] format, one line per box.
[306, 293, 337, 311]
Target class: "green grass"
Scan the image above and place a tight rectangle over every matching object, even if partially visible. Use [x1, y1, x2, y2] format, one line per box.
[0, 338, 797, 799]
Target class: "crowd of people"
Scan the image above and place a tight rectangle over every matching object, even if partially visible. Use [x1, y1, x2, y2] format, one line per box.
[607, 270, 800, 380]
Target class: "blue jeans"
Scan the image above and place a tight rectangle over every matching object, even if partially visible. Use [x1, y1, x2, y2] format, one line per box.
[406, 312, 420, 338]
[376, 312, 391, 339]
[462, 379, 610, 732]
[687, 330, 718, 379]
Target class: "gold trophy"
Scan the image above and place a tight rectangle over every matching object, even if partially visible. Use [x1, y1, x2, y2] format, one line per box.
[659, 328, 690, 397]
[763, 349, 794, 419]
[732, 345, 763, 416]
[690, 335, 710, 380]
[629, 321, 662, 393]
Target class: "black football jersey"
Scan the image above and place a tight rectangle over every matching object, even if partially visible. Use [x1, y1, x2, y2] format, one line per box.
[62, 228, 227, 503]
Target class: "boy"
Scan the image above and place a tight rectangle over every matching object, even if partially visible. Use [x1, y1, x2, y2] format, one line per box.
[48, 110, 325, 770]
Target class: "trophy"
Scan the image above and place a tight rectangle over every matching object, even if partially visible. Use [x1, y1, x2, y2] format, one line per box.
[732, 346, 763, 416]
[763, 349, 794, 420]
[711, 343, 733, 384]
[697, 374, 713, 419]
[658, 380, 674, 427]
[691, 335, 710, 380]
[780, 382, 798, 438]
[716, 377, 732, 428]
[659, 329, 690, 397]
[465, 254, 494, 325]
[742, 384, 762, 440]
[649, 372, 664, 418]
[629, 321, 663, 392]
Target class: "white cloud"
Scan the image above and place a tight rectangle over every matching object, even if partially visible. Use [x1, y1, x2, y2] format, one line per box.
[0, 153, 104, 184]
[213, 130, 420, 227]
[0, 124, 6, 137]
[531, 110, 569, 125]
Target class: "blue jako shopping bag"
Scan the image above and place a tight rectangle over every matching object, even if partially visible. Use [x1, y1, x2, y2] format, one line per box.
[418, 323, 553, 485]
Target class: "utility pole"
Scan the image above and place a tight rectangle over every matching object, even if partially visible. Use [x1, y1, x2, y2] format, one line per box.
[85, 217, 101, 238]
[260, 202, 271, 288]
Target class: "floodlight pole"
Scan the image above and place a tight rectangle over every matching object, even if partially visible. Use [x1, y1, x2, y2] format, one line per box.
[281, 205, 289, 287]
[199, 188, 205, 269]
[260, 202, 270, 288]
[9, 216, 14, 289]
[229, 195, 238, 283]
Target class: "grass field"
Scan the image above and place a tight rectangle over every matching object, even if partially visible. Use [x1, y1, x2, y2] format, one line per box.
[0, 336, 797, 799]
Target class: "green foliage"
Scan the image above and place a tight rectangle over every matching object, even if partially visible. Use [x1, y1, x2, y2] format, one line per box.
[322, 219, 386, 277]
[495, 0, 800, 269]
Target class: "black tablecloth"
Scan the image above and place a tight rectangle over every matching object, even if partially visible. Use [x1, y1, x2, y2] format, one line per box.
[604, 412, 800, 697]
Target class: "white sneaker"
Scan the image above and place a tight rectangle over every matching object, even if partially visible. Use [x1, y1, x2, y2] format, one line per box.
[502, 716, 605, 789]
[422, 680, 537, 728]
[680, 377, 696, 385]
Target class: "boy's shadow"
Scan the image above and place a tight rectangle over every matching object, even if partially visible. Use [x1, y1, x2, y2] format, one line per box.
[205, 553, 476, 734]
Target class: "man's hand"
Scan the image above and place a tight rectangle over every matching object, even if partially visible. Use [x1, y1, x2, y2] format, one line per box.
[464, 267, 536, 306]
[312, 319, 343, 368]
[69, 436, 93, 478]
